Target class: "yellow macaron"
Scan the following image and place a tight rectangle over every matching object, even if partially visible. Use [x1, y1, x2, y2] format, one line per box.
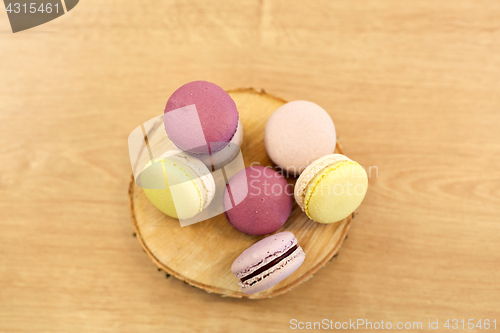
[139, 151, 215, 219]
[294, 154, 368, 223]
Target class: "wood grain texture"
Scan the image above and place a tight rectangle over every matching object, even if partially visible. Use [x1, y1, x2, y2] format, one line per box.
[1, 0, 500, 332]
[130, 89, 351, 299]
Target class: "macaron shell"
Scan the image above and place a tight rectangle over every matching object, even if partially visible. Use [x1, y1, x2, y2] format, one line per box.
[231, 231, 296, 276]
[141, 161, 178, 218]
[294, 154, 352, 211]
[240, 247, 305, 295]
[141, 157, 204, 219]
[196, 119, 244, 170]
[305, 160, 368, 223]
[224, 166, 293, 236]
[264, 100, 336, 176]
[161, 151, 216, 210]
[164, 81, 239, 154]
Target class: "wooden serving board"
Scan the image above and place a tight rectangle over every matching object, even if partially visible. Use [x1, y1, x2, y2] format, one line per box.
[129, 88, 351, 299]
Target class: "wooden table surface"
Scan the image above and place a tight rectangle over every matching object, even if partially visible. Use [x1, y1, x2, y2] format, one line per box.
[1, 1, 499, 332]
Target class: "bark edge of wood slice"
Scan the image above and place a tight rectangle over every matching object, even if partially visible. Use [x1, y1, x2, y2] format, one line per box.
[129, 88, 352, 299]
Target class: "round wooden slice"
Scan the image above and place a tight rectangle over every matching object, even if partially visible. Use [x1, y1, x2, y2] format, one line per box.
[129, 88, 351, 299]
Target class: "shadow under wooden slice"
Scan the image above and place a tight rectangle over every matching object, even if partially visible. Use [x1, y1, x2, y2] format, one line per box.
[129, 88, 351, 299]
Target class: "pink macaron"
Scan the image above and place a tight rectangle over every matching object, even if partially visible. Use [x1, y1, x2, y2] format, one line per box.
[164, 81, 239, 155]
[231, 231, 306, 294]
[264, 100, 336, 176]
[224, 166, 293, 235]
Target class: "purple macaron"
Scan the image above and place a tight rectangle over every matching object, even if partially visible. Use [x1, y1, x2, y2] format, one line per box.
[224, 166, 293, 235]
[164, 81, 239, 155]
[232, 231, 306, 294]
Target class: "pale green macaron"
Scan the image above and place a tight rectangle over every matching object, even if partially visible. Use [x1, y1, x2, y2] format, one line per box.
[294, 154, 368, 223]
[140, 151, 215, 219]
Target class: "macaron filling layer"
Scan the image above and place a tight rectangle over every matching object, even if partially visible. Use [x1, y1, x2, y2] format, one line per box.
[233, 237, 297, 279]
[238, 246, 305, 289]
[240, 245, 298, 283]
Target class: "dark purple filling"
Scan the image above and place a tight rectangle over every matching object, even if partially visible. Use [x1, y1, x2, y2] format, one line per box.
[240, 245, 298, 283]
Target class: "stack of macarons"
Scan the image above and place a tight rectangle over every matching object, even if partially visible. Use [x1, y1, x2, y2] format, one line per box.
[141, 81, 244, 220]
[139, 81, 368, 294]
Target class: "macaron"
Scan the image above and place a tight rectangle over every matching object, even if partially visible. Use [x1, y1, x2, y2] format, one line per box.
[231, 231, 305, 295]
[294, 154, 368, 224]
[190, 119, 244, 171]
[264, 100, 336, 176]
[164, 81, 239, 155]
[224, 166, 293, 235]
[140, 151, 216, 219]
